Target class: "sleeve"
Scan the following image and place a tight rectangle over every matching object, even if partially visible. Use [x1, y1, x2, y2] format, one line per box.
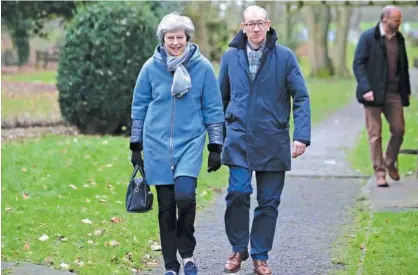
[130, 64, 152, 148]
[218, 52, 231, 112]
[285, 51, 311, 146]
[353, 32, 372, 94]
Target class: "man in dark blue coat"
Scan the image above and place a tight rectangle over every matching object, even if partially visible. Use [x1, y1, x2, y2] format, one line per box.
[218, 5, 311, 275]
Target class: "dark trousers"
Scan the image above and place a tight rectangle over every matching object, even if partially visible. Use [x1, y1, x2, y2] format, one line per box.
[156, 176, 197, 272]
[225, 165, 285, 261]
[364, 93, 405, 178]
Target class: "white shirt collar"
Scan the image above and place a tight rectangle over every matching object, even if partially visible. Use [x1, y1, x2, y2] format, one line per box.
[379, 22, 396, 39]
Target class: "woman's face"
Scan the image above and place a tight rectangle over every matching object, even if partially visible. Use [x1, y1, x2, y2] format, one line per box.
[163, 29, 187, 57]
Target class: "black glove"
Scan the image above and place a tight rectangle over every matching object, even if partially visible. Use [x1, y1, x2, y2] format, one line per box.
[131, 151, 143, 167]
[130, 142, 143, 167]
[207, 144, 222, 173]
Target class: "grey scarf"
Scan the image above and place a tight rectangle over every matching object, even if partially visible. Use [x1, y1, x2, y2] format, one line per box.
[166, 43, 192, 98]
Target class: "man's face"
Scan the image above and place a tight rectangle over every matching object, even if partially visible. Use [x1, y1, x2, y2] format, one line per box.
[241, 9, 270, 47]
[383, 10, 402, 33]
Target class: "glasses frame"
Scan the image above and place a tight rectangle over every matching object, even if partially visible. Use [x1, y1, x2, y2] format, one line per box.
[243, 21, 268, 30]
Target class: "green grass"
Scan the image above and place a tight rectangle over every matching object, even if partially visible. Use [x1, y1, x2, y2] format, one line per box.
[349, 96, 418, 175]
[331, 209, 418, 275]
[330, 198, 370, 275]
[361, 211, 418, 275]
[1, 70, 57, 84]
[1, 135, 228, 274]
[1, 90, 61, 125]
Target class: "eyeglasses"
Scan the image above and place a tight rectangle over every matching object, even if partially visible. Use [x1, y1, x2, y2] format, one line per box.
[244, 21, 267, 29]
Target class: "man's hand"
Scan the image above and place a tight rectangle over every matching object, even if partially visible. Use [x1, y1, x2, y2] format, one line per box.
[292, 141, 307, 158]
[363, 91, 374, 102]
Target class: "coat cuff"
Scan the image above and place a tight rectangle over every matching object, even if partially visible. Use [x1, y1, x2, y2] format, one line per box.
[206, 123, 224, 145]
[294, 139, 310, 147]
[130, 119, 144, 143]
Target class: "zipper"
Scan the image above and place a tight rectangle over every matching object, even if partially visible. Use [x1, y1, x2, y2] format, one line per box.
[169, 94, 176, 170]
[245, 49, 269, 168]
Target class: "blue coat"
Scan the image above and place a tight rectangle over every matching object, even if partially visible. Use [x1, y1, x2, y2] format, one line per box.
[131, 44, 224, 185]
[219, 29, 311, 171]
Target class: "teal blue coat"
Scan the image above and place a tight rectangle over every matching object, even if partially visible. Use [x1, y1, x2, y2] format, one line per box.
[131, 44, 224, 185]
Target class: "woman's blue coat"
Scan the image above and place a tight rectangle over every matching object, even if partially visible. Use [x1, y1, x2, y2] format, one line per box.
[131, 44, 224, 185]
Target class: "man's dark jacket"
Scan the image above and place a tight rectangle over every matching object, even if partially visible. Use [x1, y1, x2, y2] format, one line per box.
[353, 22, 411, 107]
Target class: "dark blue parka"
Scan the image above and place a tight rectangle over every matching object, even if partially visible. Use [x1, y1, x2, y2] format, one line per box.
[219, 28, 311, 171]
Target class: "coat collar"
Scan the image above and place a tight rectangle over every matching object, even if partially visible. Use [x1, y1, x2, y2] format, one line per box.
[373, 21, 404, 41]
[229, 27, 278, 50]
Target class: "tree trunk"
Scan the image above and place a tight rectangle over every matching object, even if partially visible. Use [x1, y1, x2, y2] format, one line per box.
[333, 7, 352, 77]
[184, 1, 211, 59]
[306, 5, 334, 78]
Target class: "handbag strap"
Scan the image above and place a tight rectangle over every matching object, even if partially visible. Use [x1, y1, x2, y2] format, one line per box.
[131, 164, 145, 180]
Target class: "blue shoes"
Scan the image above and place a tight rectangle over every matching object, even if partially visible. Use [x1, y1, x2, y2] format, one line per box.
[164, 271, 177, 275]
[183, 260, 198, 275]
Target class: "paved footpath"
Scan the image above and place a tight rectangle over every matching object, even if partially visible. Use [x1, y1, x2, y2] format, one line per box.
[147, 99, 367, 275]
[1, 99, 367, 275]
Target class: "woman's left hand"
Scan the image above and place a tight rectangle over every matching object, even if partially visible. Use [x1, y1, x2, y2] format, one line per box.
[207, 152, 221, 172]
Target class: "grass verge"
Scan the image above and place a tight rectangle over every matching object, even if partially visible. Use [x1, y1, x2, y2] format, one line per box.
[349, 96, 418, 176]
[1, 135, 228, 274]
[1, 70, 57, 84]
[1, 90, 62, 128]
[331, 205, 418, 275]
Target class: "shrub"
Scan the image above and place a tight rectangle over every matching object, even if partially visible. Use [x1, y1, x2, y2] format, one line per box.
[57, 2, 158, 135]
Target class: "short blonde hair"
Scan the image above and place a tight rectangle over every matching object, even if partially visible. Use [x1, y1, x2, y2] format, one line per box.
[156, 12, 195, 43]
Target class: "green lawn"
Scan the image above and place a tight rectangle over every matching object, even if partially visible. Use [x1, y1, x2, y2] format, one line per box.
[332, 209, 418, 275]
[1, 70, 57, 84]
[349, 96, 418, 175]
[1, 90, 61, 126]
[1, 135, 228, 274]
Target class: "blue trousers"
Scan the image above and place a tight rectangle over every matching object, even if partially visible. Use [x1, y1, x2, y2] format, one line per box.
[156, 176, 197, 273]
[225, 166, 285, 261]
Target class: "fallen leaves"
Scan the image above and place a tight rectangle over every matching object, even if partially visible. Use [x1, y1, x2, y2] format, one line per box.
[94, 229, 104, 236]
[81, 218, 92, 224]
[23, 242, 30, 251]
[38, 234, 49, 242]
[60, 263, 70, 270]
[23, 192, 29, 200]
[44, 256, 53, 265]
[68, 184, 77, 190]
[58, 235, 68, 242]
[149, 240, 161, 251]
[105, 240, 120, 247]
[110, 217, 122, 223]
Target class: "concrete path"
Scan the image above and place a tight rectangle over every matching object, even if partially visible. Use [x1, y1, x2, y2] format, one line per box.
[364, 176, 418, 212]
[147, 99, 366, 275]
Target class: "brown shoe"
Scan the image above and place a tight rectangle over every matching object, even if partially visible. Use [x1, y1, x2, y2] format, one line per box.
[376, 176, 389, 187]
[224, 250, 249, 273]
[386, 164, 400, 181]
[253, 260, 272, 275]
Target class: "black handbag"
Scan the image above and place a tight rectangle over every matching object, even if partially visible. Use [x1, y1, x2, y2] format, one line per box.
[125, 164, 153, 213]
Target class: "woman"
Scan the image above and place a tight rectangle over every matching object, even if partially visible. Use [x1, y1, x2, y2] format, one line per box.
[129, 12, 224, 275]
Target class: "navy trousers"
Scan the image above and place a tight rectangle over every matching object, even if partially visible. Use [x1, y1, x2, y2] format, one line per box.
[156, 176, 197, 272]
[225, 165, 285, 261]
